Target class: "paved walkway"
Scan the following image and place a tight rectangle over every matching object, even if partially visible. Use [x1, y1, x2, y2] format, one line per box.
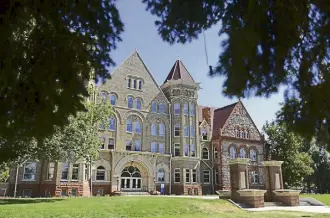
[245, 206, 330, 214]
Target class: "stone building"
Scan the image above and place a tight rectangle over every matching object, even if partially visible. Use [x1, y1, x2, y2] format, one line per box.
[7, 51, 265, 197]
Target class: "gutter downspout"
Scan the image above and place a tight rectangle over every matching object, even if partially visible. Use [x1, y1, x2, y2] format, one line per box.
[169, 103, 172, 195]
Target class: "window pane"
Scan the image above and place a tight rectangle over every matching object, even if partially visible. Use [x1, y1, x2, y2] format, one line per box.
[96, 168, 105, 181]
[184, 144, 189, 156]
[174, 124, 180, 136]
[192, 169, 197, 183]
[135, 140, 141, 151]
[100, 137, 105, 149]
[203, 171, 210, 183]
[185, 169, 190, 183]
[126, 120, 133, 132]
[135, 121, 141, 134]
[108, 138, 115, 150]
[133, 79, 137, 89]
[190, 144, 195, 157]
[159, 103, 165, 113]
[157, 168, 165, 182]
[138, 80, 142, 90]
[72, 164, 79, 180]
[127, 97, 133, 108]
[202, 148, 209, 159]
[136, 99, 142, 110]
[110, 95, 116, 106]
[126, 140, 132, 151]
[100, 92, 107, 102]
[61, 163, 69, 180]
[109, 118, 116, 131]
[159, 123, 165, 136]
[190, 126, 195, 137]
[189, 103, 195, 116]
[174, 169, 180, 183]
[174, 103, 180, 115]
[174, 144, 180, 156]
[151, 123, 157, 136]
[23, 162, 36, 181]
[184, 126, 189, 137]
[184, 103, 188, 115]
[159, 143, 165, 154]
[151, 142, 157, 153]
[127, 78, 131, 88]
[152, 101, 157, 112]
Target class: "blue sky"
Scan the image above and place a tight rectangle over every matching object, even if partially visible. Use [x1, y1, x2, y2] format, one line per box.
[109, 0, 285, 131]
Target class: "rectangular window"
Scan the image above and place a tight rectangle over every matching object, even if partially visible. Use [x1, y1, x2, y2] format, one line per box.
[174, 144, 180, 156]
[151, 142, 157, 153]
[174, 103, 180, 115]
[23, 162, 36, 181]
[109, 118, 116, 131]
[108, 138, 115, 150]
[174, 168, 180, 183]
[184, 103, 188, 115]
[159, 103, 165, 113]
[174, 124, 180, 136]
[184, 144, 189, 156]
[192, 169, 197, 183]
[215, 169, 219, 184]
[47, 162, 55, 180]
[185, 169, 190, 183]
[203, 170, 210, 183]
[190, 144, 195, 157]
[189, 102, 195, 116]
[127, 78, 131, 88]
[126, 120, 133, 132]
[159, 143, 165, 154]
[135, 140, 141, 151]
[127, 96, 133, 108]
[138, 80, 142, 90]
[61, 163, 69, 180]
[133, 79, 137, 89]
[184, 126, 189, 137]
[100, 137, 105, 149]
[22, 189, 32, 197]
[190, 126, 195, 137]
[251, 171, 259, 184]
[72, 164, 79, 180]
[126, 140, 132, 151]
[159, 124, 165, 136]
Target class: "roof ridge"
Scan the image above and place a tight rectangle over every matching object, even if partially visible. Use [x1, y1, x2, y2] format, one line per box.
[214, 102, 238, 112]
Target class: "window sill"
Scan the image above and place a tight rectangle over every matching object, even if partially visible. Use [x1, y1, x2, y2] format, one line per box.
[126, 131, 133, 134]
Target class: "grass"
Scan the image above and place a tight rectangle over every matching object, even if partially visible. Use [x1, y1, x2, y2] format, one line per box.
[301, 194, 330, 206]
[0, 196, 327, 218]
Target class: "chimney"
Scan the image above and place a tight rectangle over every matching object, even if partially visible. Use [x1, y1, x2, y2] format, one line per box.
[202, 107, 211, 125]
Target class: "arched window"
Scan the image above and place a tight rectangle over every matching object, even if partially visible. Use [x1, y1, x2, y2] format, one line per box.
[151, 101, 157, 112]
[151, 123, 157, 136]
[245, 130, 249, 139]
[250, 149, 257, 162]
[157, 168, 165, 182]
[229, 146, 236, 159]
[110, 94, 117, 106]
[159, 123, 165, 136]
[240, 148, 247, 158]
[202, 148, 209, 159]
[109, 117, 116, 131]
[159, 103, 165, 113]
[127, 96, 133, 108]
[235, 128, 240, 138]
[135, 121, 142, 134]
[240, 130, 245, 138]
[126, 119, 133, 132]
[201, 129, 208, 141]
[100, 92, 107, 102]
[96, 166, 106, 181]
[189, 102, 195, 116]
[136, 99, 142, 110]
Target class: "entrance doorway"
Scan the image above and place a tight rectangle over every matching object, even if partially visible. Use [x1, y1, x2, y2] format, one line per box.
[120, 166, 142, 191]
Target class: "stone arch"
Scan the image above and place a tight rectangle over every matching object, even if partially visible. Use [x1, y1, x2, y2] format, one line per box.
[114, 154, 155, 177]
[92, 159, 111, 171]
[123, 110, 145, 123]
[238, 144, 248, 158]
[112, 109, 123, 125]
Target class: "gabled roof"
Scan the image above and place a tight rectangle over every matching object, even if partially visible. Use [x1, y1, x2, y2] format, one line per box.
[212, 102, 238, 139]
[163, 59, 195, 84]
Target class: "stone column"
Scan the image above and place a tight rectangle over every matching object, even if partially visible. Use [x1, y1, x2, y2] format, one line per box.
[229, 158, 249, 201]
[263, 161, 284, 202]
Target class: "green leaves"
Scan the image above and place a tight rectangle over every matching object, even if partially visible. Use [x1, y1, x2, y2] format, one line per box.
[143, 0, 330, 139]
[0, 0, 123, 142]
[263, 121, 314, 188]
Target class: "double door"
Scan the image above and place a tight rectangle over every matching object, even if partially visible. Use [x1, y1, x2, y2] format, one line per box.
[121, 177, 141, 190]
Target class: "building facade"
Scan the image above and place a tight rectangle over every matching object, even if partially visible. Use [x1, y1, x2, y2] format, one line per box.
[7, 51, 265, 197]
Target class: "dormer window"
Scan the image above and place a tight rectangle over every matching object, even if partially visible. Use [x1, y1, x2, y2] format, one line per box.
[201, 129, 208, 141]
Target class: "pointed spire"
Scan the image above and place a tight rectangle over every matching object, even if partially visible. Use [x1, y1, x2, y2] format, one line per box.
[163, 59, 195, 84]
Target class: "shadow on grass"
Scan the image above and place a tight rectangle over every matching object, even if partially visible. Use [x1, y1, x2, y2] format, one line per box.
[0, 198, 65, 205]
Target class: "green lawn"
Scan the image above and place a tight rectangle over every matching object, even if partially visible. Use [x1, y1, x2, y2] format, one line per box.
[302, 194, 330, 206]
[0, 196, 327, 218]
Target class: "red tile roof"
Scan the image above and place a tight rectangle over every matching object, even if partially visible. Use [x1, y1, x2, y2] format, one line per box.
[212, 102, 238, 139]
[163, 60, 195, 84]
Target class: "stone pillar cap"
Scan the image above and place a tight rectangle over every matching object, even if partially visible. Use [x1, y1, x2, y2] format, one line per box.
[237, 189, 267, 196]
[262, 161, 284, 166]
[229, 158, 249, 165]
